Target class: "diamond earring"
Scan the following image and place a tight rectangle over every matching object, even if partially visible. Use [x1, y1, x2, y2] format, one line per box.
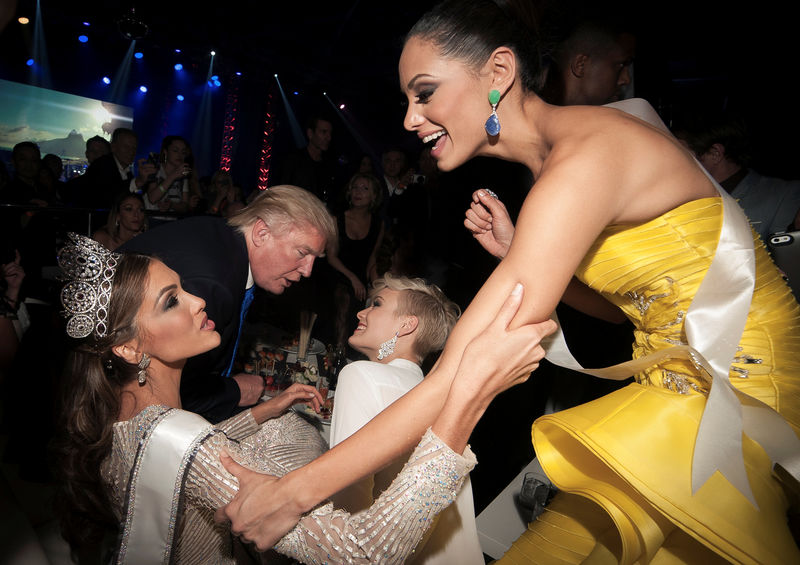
[377, 333, 398, 360]
[137, 353, 150, 385]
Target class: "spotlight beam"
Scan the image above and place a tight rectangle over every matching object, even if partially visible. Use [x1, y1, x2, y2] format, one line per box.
[323, 92, 375, 157]
[31, 0, 52, 88]
[109, 40, 136, 104]
[273, 75, 305, 148]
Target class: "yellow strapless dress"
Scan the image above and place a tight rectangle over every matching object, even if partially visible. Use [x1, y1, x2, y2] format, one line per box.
[499, 197, 800, 564]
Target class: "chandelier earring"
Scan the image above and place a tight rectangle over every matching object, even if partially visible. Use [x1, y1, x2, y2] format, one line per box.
[137, 353, 150, 385]
[484, 89, 501, 136]
[377, 333, 398, 360]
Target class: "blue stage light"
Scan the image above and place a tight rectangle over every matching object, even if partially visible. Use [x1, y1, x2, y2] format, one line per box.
[26, 58, 34, 66]
[175, 49, 181, 53]
[102, 76, 111, 84]
[213, 80, 221, 87]
[211, 75, 218, 81]
[174, 63, 183, 71]
[83, 21, 91, 26]
[293, 91, 299, 96]
[176, 94, 185, 101]
[78, 35, 88, 43]
[139, 85, 148, 93]
[235, 71, 242, 76]
[134, 52, 143, 59]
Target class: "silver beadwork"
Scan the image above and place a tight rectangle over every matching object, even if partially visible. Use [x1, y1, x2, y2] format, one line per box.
[377, 333, 398, 360]
[58, 233, 121, 339]
[137, 353, 150, 385]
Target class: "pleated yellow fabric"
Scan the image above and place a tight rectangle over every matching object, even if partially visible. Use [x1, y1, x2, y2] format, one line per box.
[499, 198, 800, 564]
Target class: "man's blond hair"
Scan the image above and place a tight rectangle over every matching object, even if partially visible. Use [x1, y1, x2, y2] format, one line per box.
[227, 185, 336, 244]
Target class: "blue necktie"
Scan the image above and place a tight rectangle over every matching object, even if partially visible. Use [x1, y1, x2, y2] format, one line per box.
[224, 286, 255, 377]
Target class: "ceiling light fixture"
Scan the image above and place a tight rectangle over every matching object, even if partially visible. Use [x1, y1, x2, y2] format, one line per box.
[117, 8, 149, 41]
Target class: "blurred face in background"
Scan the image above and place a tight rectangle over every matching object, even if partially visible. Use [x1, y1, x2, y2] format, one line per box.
[348, 176, 376, 209]
[12, 145, 41, 184]
[111, 132, 138, 168]
[308, 120, 332, 153]
[382, 150, 406, 178]
[118, 196, 145, 233]
[86, 139, 111, 164]
[164, 139, 189, 167]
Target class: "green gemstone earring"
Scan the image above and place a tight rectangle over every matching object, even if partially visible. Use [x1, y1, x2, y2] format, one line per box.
[485, 89, 501, 136]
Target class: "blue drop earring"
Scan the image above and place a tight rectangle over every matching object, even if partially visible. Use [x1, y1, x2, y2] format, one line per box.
[485, 89, 501, 136]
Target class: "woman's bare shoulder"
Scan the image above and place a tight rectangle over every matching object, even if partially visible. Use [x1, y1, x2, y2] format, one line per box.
[540, 105, 715, 222]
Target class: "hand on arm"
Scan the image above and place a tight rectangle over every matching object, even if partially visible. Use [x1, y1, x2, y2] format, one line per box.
[432, 283, 556, 452]
[216, 161, 620, 550]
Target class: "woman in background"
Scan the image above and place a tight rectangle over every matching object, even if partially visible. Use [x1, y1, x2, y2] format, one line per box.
[92, 192, 146, 250]
[145, 135, 200, 215]
[325, 172, 385, 349]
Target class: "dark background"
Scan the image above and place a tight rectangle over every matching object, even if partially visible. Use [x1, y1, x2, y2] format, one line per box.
[2, 0, 798, 519]
[1, 0, 798, 188]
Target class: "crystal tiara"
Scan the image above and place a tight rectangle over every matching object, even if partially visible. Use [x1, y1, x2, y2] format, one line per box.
[58, 233, 121, 339]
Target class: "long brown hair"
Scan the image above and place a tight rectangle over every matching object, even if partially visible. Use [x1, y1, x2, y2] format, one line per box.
[51, 253, 151, 551]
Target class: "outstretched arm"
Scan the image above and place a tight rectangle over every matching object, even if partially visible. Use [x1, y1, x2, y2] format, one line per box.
[219, 283, 557, 549]
[216, 143, 633, 548]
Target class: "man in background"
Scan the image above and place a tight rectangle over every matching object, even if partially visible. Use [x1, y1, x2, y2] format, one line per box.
[539, 14, 636, 106]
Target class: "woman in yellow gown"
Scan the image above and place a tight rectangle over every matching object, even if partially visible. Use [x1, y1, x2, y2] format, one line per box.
[217, 1, 800, 562]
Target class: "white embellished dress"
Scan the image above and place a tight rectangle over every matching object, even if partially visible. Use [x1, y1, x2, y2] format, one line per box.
[103, 406, 476, 564]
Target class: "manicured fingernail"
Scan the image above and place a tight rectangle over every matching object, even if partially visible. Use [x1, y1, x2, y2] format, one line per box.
[511, 283, 523, 296]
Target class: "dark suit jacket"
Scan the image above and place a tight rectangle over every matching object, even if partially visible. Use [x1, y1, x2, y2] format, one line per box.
[121, 216, 250, 422]
[70, 153, 134, 210]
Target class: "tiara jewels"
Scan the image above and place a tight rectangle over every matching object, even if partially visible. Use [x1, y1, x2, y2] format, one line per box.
[58, 233, 121, 339]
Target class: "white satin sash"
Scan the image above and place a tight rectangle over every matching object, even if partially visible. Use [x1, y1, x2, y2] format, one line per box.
[116, 409, 212, 564]
[541, 98, 800, 507]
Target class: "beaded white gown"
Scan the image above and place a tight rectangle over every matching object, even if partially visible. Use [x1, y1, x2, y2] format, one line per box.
[104, 406, 476, 564]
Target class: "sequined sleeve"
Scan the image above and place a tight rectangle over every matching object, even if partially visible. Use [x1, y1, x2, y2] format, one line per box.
[275, 428, 477, 564]
[214, 408, 259, 440]
[182, 412, 328, 512]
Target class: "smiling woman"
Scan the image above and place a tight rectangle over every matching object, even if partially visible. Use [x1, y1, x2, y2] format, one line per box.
[217, 1, 800, 562]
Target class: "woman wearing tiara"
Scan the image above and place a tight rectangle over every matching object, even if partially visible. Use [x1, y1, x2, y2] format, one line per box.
[220, 1, 800, 563]
[51, 232, 553, 563]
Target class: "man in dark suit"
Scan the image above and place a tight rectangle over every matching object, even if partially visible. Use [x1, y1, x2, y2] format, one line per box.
[121, 185, 336, 422]
[68, 127, 155, 211]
